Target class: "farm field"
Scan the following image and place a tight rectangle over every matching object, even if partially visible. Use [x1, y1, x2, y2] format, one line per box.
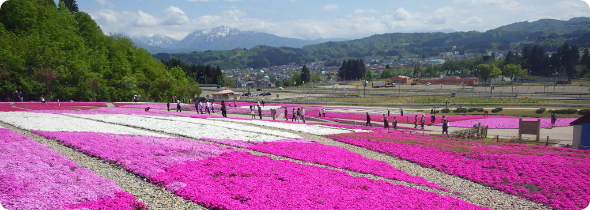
[0, 102, 588, 210]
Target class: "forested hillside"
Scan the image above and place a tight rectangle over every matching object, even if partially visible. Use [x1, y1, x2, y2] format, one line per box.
[0, 0, 200, 102]
[155, 18, 590, 69]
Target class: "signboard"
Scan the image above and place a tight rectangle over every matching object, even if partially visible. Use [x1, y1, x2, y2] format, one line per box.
[518, 118, 541, 141]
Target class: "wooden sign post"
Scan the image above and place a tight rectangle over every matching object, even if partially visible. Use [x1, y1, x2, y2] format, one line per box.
[519, 118, 541, 141]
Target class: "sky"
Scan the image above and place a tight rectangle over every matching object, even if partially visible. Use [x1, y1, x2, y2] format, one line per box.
[3, 0, 590, 40]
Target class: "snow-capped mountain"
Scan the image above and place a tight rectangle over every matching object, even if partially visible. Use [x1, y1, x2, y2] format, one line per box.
[131, 34, 179, 49]
[175, 26, 328, 51]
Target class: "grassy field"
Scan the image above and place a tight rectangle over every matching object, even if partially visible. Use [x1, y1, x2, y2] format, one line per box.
[316, 96, 590, 105]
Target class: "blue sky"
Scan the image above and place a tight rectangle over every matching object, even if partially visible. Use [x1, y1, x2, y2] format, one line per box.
[38, 0, 590, 40]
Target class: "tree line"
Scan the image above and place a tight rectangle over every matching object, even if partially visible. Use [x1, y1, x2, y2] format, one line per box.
[0, 0, 201, 102]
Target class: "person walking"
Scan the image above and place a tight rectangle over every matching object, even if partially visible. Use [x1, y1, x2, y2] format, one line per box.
[258, 105, 262, 120]
[234, 100, 237, 107]
[19, 91, 23, 102]
[420, 114, 425, 129]
[400, 108, 404, 116]
[292, 108, 296, 122]
[211, 103, 215, 113]
[206, 101, 211, 114]
[365, 112, 372, 127]
[221, 100, 227, 117]
[262, 100, 265, 107]
[387, 109, 390, 116]
[301, 108, 306, 123]
[551, 112, 557, 128]
[167, 101, 170, 111]
[40, 95, 46, 103]
[393, 117, 398, 129]
[14, 91, 20, 102]
[442, 116, 449, 135]
[250, 106, 255, 119]
[323, 108, 326, 117]
[271, 109, 276, 120]
[414, 115, 418, 128]
[431, 114, 436, 124]
[176, 99, 181, 112]
[284, 107, 289, 121]
[257, 100, 261, 107]
[296, 108, 301, 122]
[383, 114, 389, 129]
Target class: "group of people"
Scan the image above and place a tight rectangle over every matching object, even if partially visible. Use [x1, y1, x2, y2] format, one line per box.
[250, 105, 263, 119]
[13, 91, 23, 102]
[367, 108, 451, 135]
[284, 107, 306, 122]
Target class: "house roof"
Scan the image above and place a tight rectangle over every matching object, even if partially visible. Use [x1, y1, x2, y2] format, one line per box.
[212, 90, 235, 95]
[571, 113, 590, 126]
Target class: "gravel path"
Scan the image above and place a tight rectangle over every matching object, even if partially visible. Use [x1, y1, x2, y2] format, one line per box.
[0, 121, 207, 210]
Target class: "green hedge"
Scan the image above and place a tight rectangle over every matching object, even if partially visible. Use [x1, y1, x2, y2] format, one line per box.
[535, 108, 546, 114]
[453, 108, 468, 113]
[467, 108, 476, 112]
[491, 108, 503, 113]
[552, 109, 578, 114]
[578, 109, 590, 115]
[441, 108, 450, 113]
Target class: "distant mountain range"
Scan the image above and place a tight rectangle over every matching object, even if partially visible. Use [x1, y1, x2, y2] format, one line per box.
[153, 17, 590, 70]
[123, 26, 346, 53]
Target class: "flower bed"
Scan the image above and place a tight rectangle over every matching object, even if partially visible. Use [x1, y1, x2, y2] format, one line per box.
[69, 114, 290, 142]
[324, 112, 489, 125]
[0, 112, 164, 137]
[435, 117, 577, 129]
[199, 138, 446, 191]
[34, 131, 486, 210]
[210, 118, 361, 135]
[327, 132, 590, 210]
[0, 129, 145, 210]
[0, 104, 25, 112]
[13, 104, 98, 111]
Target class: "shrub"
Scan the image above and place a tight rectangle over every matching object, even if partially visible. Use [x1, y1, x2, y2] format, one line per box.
[467, 108, 476, 112]
[454, 108, 468, 113]
[535, 108, 546, 114]
[495, 107, 503, 111]
[476, 108, 484, 112]
[578, 109, 590, 115]
[441, 108, 450, 113]
[491, 108, 502, 113]
[552, 109, 578, 114]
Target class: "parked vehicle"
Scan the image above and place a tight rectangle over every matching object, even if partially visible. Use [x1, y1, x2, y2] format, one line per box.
[265, 92, 271, 95]
[278, 87, 283, 90]
[256, 88, 262, 91]
[372, 81, 386, 88]
[251, 93, 258, 96]
[411, 82, 417, 85]
[426, 82, 431, 86]
[241, 93, 251, 96]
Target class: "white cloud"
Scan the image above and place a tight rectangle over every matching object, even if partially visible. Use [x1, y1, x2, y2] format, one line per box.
[0, 0, 6, 9]
[583, 0, 590, 9]
[322, 4, 339, 11]
[95, 0, 115, 8]
[355, 9, 378, 14]
[164, 6, 189, 25]
[392, 8, 411, 20]
[466, 16, 483, 24]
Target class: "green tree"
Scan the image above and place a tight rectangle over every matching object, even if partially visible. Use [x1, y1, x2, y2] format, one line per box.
[503, 64, 521, 81]
[366, 71, 373, 81]
[477, 64, 491, 84]
[61, 0, 79, 13]
[489, 64, 502, 79]
[301, 65, 310, 83]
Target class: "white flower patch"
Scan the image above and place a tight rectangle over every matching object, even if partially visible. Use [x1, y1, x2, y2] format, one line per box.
[0, 112, 165, 137]
[143, 115, 302, 139]
[210, 118, 363, 135]
[68, 114, 288, 142]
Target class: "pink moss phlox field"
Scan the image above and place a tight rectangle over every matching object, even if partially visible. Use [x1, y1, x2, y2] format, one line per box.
[150, 151, 488, 210]
[0, 129, 145, 210]
[13, 103, 99, 111]
[0, 104, 25, 112]
[327, 132, 590, 210]
[318, 117, 431, 131]
[5, 102, 107, 107]
[65, 192, 147, 210]
[198, 138, 447, 191]
[435, 117, 577, 129]
[325, 112, 488, 125]
[32, 130, 485, 209]
[33, 131, 232, 178]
